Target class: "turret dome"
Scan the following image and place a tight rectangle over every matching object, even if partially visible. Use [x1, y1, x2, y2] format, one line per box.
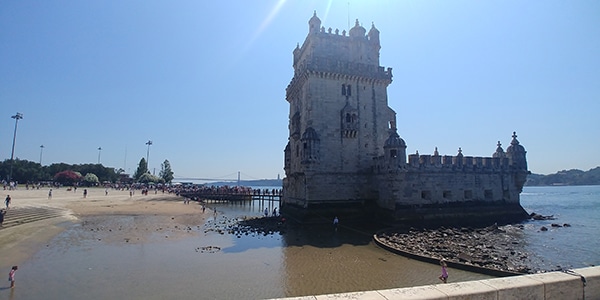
[349, 19, 366, 38]
[384, 129, 406, 148]
[506, 132, 526, 153]
[308, 11, 321, 34]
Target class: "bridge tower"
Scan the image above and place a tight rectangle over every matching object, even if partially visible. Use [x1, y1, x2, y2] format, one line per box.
[282, 12, 395, 209]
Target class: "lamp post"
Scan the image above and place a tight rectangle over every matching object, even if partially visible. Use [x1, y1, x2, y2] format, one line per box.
[145, 140, 152, 171]
[9, 112, 23, 182]
[97, 147, 102, 164]
[39, 145, 44, 165]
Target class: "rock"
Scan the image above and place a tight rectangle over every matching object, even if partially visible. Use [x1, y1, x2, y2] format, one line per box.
[530, 212, 555, 220]
[457, 252, 473, 262]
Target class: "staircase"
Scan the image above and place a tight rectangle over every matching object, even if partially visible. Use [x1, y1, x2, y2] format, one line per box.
[0, 207, 68, 229]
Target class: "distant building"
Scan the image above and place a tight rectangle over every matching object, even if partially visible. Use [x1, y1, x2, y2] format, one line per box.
[281, 13, 529, 223]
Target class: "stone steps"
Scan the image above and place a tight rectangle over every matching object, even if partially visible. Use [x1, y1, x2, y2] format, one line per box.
[0, 207, 68, 229]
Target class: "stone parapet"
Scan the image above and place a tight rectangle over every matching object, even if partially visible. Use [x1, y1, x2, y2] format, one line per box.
[271, 266, 599, 300]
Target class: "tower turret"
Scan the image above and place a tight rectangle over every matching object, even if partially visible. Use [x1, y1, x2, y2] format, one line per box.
[349, 19, 366, 38]
[493, 141, 506, 158]
[308, 11, 321, 34]
[383, 128, 407, 166]
[506, 132, 527, 170]
[506, 131, 528, 192]
[368, 22, 381, 50]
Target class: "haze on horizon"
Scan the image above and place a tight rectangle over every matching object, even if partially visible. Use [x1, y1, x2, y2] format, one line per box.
[1, 1, 598, 179]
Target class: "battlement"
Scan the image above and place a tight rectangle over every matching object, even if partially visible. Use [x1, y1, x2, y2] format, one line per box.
[294, 12, 384, 72]
[407, 153, 510, 171]
[375, 152, 510, 173]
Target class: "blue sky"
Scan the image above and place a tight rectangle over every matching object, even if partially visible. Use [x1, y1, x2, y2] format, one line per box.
[1, 1, 599, 180]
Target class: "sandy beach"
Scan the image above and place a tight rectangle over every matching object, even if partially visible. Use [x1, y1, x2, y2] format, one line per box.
[0, 186, 203, 270]
[0, 186, 500, 299]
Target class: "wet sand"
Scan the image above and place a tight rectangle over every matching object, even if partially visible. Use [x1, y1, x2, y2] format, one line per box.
[0, 187, 493, 299]
[0, 187, 205, 269]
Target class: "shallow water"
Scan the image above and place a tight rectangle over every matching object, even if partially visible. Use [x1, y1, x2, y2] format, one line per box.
[4, 205, 491, 300]
[520, 185, 600, 270]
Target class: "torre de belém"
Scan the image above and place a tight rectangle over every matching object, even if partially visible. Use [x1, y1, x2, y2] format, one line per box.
[281, 13, 529, 224]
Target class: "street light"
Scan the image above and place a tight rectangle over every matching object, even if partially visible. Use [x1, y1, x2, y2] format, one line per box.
[40, 145, 44, 165]
[97, 147, 102, 164]
[9, 112, 23, 182]
[145, 140, 152, 171]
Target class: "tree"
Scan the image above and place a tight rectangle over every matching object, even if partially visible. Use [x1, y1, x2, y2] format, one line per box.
[54, 170, 82, 186]
[134, 158, 148, 180]
[138, 173, 164, 184]
[83, 173, 99, 186]
[159, 159, 174, 183]
[0, 159, 49, 183]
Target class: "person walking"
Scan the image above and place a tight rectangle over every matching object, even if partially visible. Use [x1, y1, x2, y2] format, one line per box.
[8, 266, 18, 288]
[439, 259, 448, 283]
[4, 195, 11, 209]
[0, 209, 6, 227]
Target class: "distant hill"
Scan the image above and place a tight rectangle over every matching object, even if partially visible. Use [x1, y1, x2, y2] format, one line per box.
[526, 167, 600, 186]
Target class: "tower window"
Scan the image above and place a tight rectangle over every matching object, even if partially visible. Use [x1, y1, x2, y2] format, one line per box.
[342, 84, 351, 96]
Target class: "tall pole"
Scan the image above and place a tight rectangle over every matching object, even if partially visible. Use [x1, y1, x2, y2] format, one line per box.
[9, 112, 23, 182]
[145, 140, 152, 171]
[39, 145, 44, 165]
[97, 147, 102, 164]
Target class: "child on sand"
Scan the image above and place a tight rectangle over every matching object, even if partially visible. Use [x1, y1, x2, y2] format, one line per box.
[439, 259, 448, 283]
[9, 266, 18, 288]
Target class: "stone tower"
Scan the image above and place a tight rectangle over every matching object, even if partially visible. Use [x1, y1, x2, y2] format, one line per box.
[282, 12, 395, 208]
[282, 13, 529, 224]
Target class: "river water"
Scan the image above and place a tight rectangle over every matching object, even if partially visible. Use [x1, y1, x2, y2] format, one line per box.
[3, 185, 598, 299]
[519, 185, 600, 271]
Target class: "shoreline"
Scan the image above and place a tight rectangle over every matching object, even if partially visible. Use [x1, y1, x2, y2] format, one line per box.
[0, 187, 204, 269]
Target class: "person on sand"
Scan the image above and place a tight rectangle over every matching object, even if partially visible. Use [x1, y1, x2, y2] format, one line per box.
[0, 209, 6, 227]
[439, 259, 448, 283]
[83, 189, 87, 198]
[5, 195, 11, 209]
[9, 266, 18, 288]
[48, 189, 52, 199]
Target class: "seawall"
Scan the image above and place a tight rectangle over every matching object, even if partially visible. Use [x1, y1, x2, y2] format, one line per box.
[273, 266, 599, 299]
